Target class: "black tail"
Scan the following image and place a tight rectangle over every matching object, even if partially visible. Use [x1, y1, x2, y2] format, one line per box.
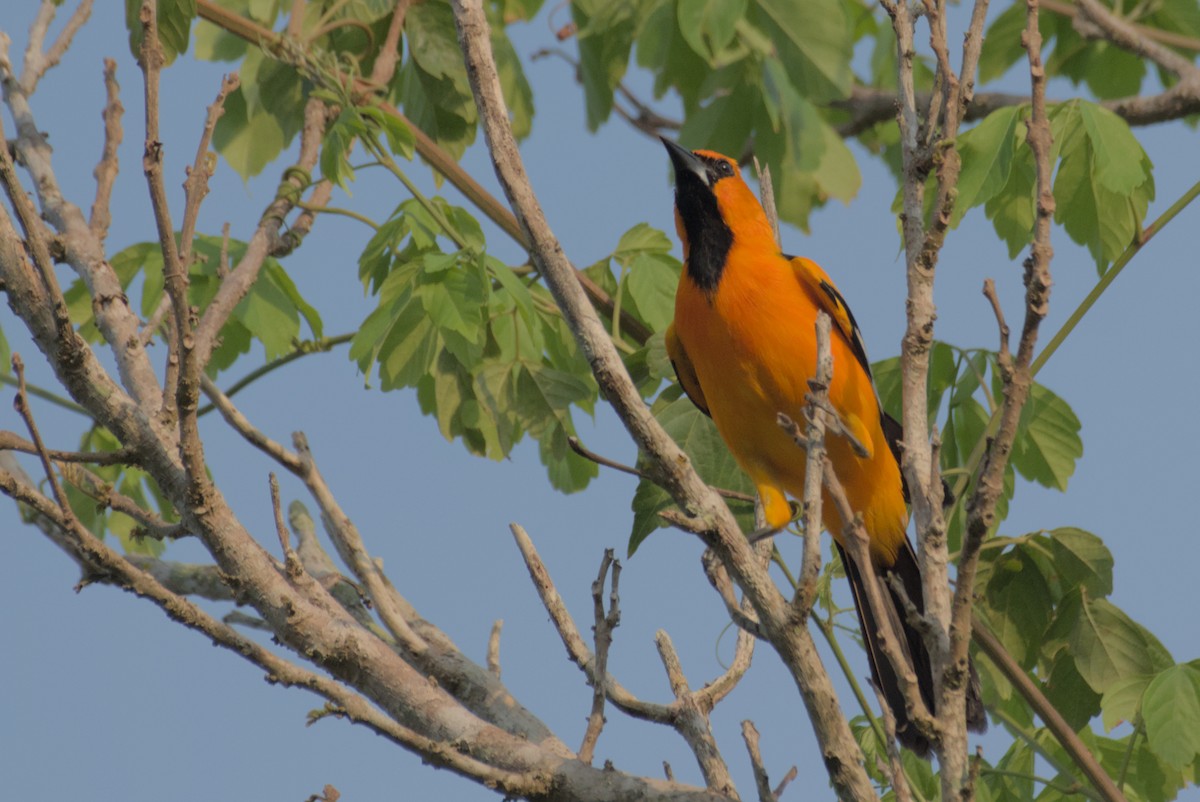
[836, 539, 987, 757]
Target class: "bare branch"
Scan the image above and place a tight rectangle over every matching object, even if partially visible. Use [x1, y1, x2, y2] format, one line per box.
[700, 550, 765, 639]
[579, 549, 619, 764]
[983, 278, 1011, 357]
[192, 96, 327, 370]
[792, 313, 832, 617]
[509, 523, 672, 723]
[742, 721, 770, 802]
[90, 57, 123, 241]
[871, 682, 914, 802]
[567, 435, 754, 503]
[201, 375, 305, 474]
[179, 72, 239, 270]
[655, 631, 739, 798]
[291, 433, 429, 656]
[0, 431, 134, 465]
[487, 620, 503, 679]
[1074, 0, 1200, 77]
[367, 0, 412, 87]
[21, 0, 94, 95]
[11, 353, 71, 513]
[271, 473, 303, 578]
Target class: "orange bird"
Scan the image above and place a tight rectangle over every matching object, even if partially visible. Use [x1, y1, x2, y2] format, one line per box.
[661, 139, 984, 755]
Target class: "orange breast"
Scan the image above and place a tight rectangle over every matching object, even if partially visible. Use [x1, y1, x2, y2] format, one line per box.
[673, 246, 908, 566]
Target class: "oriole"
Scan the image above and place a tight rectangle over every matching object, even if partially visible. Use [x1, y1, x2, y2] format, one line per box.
[661, 138, 985, 755]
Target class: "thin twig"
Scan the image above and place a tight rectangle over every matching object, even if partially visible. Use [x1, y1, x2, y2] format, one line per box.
[579, 549, 619, 764]
[90, 57, 123, 241]
[179, 72, 240, 271]
[270, 473, 303, 578]
[982, 278, 1011, 357]
[367, 0, 412, 87]
[742, 721, 774, 802]
[487, 620, 503, 679]
[508, 523, 671, 722]
[291, 433, 428, 656]
[567, 436, 755, 503]
[872, 681, 914, 802]
[11, 354, 70, 513]
[21, 0, 94, 95]
[56, 460, 187, 541]
[0, 431, 133, 465]
[655, 631, 738, 798]
[200, 375, 304, 473]
[792, 313, 832, 617]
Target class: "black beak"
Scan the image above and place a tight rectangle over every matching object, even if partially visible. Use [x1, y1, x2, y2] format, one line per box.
[661, 137, 709, 187]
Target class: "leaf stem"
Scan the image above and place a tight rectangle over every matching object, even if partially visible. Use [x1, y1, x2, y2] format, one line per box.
[987, 706, 1103, 802]
[295, 200, 380, 230]
[1029, 177, 1200, 378]
[950, 176, 1200, 504]
[980, 767, 1089, 797]
[0, 375, 90, 417]
[1116, 719, 1140, 792]
[362, 137, 469, 250]
[196, 333, 354, 417]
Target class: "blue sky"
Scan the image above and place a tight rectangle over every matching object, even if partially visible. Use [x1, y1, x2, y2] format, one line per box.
[2, 4, 1198, 801]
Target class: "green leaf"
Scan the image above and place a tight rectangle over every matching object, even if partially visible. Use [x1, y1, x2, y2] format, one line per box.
[623, 253, 680, 333]
[496, 0, 545, 22]
[540, 420, 598, 493]
[1050, 101, 1155, 272]
[1077, 103, 1151, 195]
[360, 106, 417, 160]
[953, 106, 1022, 227]
[126, 0, 197, 64]
[213, 86, 288, 180]
[1042, 650, 1103, 731]
[614, 222, 674, 260]
[394, 59, 477, 160]
[1143, 665, 1200, 769]
[406, 1, 467, 81]
[233, 269, 298, 360]
[1071, 595, 1175, 694]
[753, 0, 851, 101]
[1101, 673, 1154, 732]
[983, 545, 1053, 668]
[321, 108, 362, 190]
[984, 138, 1036, 259]
[516, 364, 593, 432]
[1009, 382, 1082, 491]
[490, 27, 535, 140]
[677, 0, 746, 63]
[194, 11, 250, 61]
[635, 0, 710, 108]
[678, 77, 756, 156]
[1043, 527, 1112, 596]
[571, 0, 637, 130]
[977, 2, 1029, 83]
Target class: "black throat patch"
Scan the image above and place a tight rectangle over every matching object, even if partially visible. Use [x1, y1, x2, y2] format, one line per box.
[675, 174, 733, 296]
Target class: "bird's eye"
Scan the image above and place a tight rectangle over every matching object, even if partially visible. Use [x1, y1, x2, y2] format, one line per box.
[715, 160, 734, 177]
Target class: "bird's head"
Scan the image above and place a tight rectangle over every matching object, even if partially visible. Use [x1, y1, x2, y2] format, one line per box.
[661, 138, 772, 291]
